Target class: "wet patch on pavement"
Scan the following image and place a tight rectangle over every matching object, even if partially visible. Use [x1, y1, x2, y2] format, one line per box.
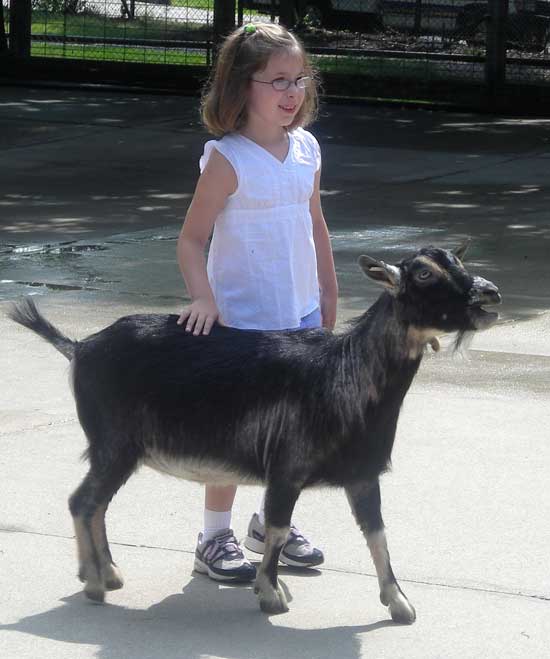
[1, 225, 548, 323]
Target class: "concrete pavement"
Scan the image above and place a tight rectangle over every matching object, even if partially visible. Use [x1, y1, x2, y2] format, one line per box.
[1, 85, 550, 658]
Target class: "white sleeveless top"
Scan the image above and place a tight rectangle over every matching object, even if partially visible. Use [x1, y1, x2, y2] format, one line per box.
[200, 127, 321, 330]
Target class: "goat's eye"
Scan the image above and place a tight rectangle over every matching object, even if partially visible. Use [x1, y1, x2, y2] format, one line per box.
[417, 270, 432, 281]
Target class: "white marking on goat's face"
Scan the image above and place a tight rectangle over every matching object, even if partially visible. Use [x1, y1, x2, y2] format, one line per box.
[410, 256, 449, 286]
[414, 255, 447, 275]
[144, 452, 262, 486]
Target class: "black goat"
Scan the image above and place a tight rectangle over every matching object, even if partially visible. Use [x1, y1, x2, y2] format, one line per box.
[9, 244, 500, 622]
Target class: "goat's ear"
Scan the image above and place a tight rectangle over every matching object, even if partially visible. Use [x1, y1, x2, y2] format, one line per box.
[358, 255, 401, 292]
[453, 239, 471, 262]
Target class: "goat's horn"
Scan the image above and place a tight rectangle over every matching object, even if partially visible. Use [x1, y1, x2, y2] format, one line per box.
[453, 239, 471, 261]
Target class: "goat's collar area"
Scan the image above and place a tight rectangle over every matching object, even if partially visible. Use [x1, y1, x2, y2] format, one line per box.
[467, 276, 502, 329]
[406, 327, 441, 360]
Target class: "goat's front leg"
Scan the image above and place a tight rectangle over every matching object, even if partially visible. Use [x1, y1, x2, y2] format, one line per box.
[254, 481, 300, 615]
[345, 479, 416, 624]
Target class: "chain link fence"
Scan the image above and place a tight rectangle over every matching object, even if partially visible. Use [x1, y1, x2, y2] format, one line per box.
[3, 1, 550, 109]
[1, 1, 282, 65]
[288, 0, 488, 89]
[12, 1, 217, 65]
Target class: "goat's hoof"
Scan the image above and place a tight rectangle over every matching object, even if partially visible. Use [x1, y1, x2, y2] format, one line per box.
[104, 565, 124, 591]
[83, 573, 106, 604]
[388, 596, 416, 625]
[258, 588, 289, 615]
[105, 576, 124, 591]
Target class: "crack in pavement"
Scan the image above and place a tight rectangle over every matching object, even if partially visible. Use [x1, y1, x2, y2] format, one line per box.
[1, 527, 548, 603]
[0, 416, 78, 437]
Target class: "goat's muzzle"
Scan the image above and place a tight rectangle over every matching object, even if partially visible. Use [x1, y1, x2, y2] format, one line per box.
[467, 277, 501, 329]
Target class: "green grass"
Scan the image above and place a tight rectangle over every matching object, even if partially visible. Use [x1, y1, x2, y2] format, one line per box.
[22, 10, 447, 80]
[311, 54, 442, 81]
[29, 10, 210, 65]
[31, 41, 207, 65]
[28, 44, 442, 80]
[28, 40, 444, 80]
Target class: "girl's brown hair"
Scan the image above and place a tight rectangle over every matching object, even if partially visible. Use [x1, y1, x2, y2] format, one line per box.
[201, 23, 319, 137]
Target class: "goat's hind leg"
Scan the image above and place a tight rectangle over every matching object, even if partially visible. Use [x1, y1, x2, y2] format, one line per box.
[346, 479, 416, 624]
[254, 481, 300, 615]
[69, 453, 136, 602]
[91, 501, 125, 592]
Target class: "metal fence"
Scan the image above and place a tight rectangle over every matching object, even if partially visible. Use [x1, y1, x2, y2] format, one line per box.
[4, 0, 217, 65]
[3, 1, 550, 110]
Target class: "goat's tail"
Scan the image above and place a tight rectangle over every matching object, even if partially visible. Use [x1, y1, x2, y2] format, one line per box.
[8, 298, 77, 361]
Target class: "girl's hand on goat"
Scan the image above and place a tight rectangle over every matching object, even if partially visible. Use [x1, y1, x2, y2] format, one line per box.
[320, 291, 338, 331]
[177, 298, 222, 336]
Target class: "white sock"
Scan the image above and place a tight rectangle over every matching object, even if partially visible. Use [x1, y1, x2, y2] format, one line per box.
[202, 509, 232, 542]
[258, 492, 266, 526]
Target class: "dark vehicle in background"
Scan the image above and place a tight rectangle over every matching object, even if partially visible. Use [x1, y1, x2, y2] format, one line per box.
[456, 1, 550, 49]
[244, 0, 550, 48]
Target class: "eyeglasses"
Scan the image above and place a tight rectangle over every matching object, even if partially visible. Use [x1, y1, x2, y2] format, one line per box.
[250, 76, 311, 91]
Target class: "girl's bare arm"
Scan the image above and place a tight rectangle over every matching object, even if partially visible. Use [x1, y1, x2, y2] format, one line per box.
[310, 168, 338, 330]
[177, 149, 237, 335]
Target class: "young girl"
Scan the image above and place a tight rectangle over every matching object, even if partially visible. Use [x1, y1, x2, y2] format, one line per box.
[177, 22, 338, 582]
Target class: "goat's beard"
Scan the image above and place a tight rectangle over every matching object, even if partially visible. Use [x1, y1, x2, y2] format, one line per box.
[452, 329, 474, 357]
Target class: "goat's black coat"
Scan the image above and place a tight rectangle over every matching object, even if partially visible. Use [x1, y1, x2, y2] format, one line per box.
[71, 301, 419, 487]
[8, 246, 501, 619]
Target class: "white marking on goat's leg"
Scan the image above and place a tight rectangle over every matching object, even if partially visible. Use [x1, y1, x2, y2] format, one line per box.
[90, 504, 124, 591]
[346, 480, 416, 624]
[70, 453, 136, 600]
[69, 472, 112, 603]
[367, 529, 416, 624]
[254, 526, 290, 615]
[72, 516, 105, 603]
[73, 516, 91, 583]
[254, 481, 300, 614]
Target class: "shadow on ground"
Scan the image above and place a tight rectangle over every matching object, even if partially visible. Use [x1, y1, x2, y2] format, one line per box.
[0, 575, 396, 659]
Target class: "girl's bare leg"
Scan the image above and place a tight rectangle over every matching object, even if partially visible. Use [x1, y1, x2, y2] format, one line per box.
[205, 484, 237, 512]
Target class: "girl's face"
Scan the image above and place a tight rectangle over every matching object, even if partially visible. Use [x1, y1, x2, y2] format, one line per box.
[247, 48, 306, 132]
